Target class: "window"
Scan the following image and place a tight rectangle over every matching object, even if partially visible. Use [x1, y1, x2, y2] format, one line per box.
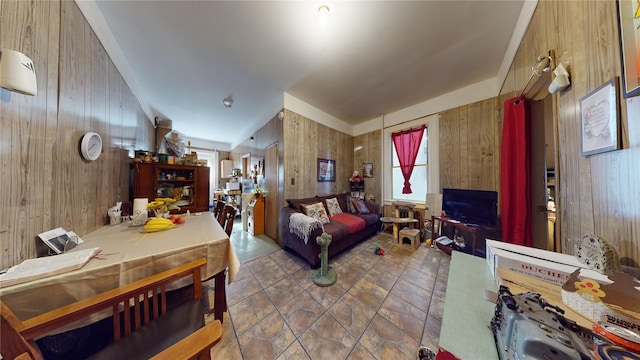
[391, 127, 428, 201]
[382, 114, 439, 203]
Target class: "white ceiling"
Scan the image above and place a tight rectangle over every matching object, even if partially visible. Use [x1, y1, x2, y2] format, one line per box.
[81, 1, 531, 149]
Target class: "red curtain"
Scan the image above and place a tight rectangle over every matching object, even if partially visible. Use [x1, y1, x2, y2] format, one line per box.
[500, 97, 532, 246]
[392, 125, 425, 194]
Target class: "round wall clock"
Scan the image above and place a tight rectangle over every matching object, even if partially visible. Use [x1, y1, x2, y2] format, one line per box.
[80, 132, 102, 161]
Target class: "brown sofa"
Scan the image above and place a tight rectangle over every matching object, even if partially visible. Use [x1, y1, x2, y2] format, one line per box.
[280, 193, 380, 268]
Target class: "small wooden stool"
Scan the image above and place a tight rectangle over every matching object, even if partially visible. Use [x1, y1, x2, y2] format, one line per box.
[399, 228, 421, 250]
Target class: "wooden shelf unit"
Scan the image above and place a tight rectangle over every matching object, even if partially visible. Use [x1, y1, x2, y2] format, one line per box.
[132, 163, 210, 214]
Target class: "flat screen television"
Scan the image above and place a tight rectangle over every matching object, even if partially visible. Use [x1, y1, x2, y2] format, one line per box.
[442, 188, 498, 226]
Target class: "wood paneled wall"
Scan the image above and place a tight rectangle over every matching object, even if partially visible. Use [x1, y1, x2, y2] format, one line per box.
[439, 98, 502, 193]
[499, 0, 640, 267]
[230, 112, 284, 242]
[353, 130, 382, 203]
[230, 110, 370, 244]
[230, 113, 283, 175]
[282, 111, 354, 201]
[1, 0, 153, 267]
[230, 111, 285, 205]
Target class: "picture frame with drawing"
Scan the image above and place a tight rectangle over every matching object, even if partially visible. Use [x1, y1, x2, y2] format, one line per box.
[317, 158, 336, 182]
[362, 162, 373, 178]
[580, 78, 620, 156]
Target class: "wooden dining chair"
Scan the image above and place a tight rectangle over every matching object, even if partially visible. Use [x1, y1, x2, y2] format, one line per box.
[213, 200, 226, 224]
[219, 205, 237, 237]
[1, 258, 221, 360]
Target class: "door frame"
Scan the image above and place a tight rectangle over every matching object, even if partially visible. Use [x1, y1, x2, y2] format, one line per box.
[264, 143, 279, 241]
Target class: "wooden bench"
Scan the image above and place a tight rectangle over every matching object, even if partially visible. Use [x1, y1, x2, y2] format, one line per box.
[1, 258, 221, 360]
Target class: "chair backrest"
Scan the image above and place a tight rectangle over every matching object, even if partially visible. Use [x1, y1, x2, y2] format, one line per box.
[213, 200, 225, 223]
[220, 205, 237, 237]
[1, 259, 217, 360]
[1, 301, 44, 360]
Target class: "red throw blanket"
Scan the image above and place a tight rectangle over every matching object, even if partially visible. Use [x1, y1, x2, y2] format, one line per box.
[330, 213, 366, 234]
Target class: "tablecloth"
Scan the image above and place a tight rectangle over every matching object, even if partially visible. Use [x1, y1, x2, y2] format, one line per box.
[0, 212, 239, 324]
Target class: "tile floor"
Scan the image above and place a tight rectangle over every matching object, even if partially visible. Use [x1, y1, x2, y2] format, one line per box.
[207, 222, 451, 360]
[228, 218, 281, 263]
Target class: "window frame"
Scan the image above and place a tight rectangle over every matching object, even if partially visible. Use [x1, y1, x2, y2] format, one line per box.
[382, 114, 439, 205]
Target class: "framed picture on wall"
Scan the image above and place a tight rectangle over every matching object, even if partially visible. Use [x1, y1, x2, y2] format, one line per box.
[317, 158, 336, 182]
[362, 162, 373, 178]
[580, 78, 620, 156]
[617, 0, 640, 97]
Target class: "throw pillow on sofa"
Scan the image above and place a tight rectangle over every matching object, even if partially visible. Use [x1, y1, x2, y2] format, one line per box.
[351, 198, 370, 214]
[325, 197, 343, 217]
[302, 202, 330, 224]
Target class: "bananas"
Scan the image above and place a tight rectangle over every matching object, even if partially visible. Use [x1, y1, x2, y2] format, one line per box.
[144, 217, 176, 232]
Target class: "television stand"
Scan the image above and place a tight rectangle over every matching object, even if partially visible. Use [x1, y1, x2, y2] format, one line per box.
[431, 216, 500, 256]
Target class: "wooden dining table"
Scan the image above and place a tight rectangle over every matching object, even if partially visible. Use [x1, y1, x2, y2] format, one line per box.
[0, 212, 239, 335]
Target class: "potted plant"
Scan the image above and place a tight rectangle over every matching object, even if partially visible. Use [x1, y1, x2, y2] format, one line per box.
[252, 188, 268, 200]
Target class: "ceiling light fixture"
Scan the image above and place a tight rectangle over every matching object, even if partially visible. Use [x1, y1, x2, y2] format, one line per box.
[318, 5, 330, 26]
[0, 48, 37, 96]
[222, 97, 233, 108]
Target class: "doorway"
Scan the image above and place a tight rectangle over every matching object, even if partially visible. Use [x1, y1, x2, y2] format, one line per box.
[530, 96, 557, 251]
[242, 154, 250, 180]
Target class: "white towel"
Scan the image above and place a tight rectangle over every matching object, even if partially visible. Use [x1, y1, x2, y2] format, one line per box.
[289, 213, 323, 245]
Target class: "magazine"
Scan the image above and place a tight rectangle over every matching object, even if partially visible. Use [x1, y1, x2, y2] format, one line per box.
[38, 227, 83, 254]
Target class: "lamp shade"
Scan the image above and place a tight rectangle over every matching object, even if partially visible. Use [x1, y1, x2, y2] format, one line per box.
[0, 49, 37, 96]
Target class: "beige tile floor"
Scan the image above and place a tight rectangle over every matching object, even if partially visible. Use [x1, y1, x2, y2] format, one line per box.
[207, 223, 451, 360]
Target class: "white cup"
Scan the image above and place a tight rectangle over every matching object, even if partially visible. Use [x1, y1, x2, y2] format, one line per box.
[132, 198, 148, 226]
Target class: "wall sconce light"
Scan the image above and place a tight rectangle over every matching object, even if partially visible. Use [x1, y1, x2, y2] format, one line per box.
[223, 97, 233, 108]
[0, 49, 37, 96]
